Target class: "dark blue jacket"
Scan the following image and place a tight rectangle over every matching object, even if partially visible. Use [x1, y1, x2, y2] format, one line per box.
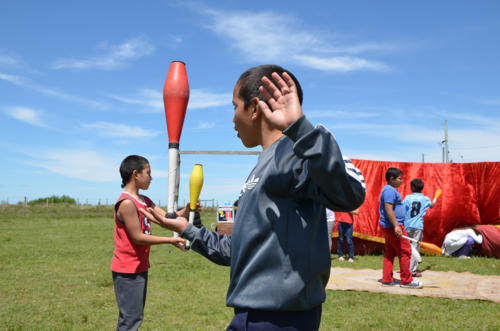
[181, 115, 366, 311]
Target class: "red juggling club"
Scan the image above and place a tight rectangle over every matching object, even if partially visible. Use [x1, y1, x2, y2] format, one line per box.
[163, 61, 189, 229]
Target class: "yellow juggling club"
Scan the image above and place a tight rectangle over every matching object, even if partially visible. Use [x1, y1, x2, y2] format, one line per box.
[186, 164, 203, 249]
[433, 188, 442, 204]
[189, 164, 203, 211]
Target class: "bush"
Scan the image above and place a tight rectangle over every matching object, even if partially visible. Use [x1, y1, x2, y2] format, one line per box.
[28, 195, 76, 205]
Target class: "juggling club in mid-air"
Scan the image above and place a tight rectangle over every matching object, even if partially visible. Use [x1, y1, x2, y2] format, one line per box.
[433, 188, 442, 204]
[163, 61, 189, 236]
[186, 164, 203, 250]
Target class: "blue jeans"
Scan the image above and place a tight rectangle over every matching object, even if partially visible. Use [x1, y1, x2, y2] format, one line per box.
[337, 222, 354, 259]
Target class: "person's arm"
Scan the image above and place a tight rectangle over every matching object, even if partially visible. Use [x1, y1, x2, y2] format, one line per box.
[384, 202, 402, 237]
[117, 200, 185, 248]
[258, 71, 366, 212]
[140, 207, 232, 266]
[282, 116, 366, 211]
[150, 202, 194, 219]
[350, 208, 360, 215]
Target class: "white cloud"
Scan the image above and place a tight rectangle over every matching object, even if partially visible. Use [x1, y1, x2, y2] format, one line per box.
[206, 10, 318, 62]
[480, 98, 500, 106]
[51, 38, 155, 70]
[0, 72, 25, 85]
[108, 88, 231, 111]
[0, 55, 18, 66]
[82, 122, 159, 138]
[4, 106, 47, 128]
[28, 149, 118, 182]
[307, 110, 380, 119]
[189, 89, 231, 109]
[0, 71, 108, 109]
[196, 121, 216, 129]
[293, 55, 389, 72]
[108, 88, 163, 111]
[329, 119, 500, 162]
[202, 9, 391, 72]
[328, 122, 443, 144]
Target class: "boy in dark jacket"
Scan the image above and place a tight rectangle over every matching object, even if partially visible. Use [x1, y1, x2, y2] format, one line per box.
[143, 65, 366, 330]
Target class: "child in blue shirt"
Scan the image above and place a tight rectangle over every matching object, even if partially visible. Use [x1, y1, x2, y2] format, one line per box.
[379, 168, 422, 289]
[403, 178, 436, 276]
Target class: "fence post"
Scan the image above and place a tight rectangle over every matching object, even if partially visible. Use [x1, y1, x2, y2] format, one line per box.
[23, 196, 27, 217]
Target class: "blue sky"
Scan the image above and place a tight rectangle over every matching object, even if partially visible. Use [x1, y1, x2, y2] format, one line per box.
[1, 1, 499, 205]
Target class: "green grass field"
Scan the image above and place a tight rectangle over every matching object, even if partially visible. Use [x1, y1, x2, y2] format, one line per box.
[1, 204, 499, 330]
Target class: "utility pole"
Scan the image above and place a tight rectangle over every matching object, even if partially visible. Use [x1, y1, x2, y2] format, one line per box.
[445, 120, 449, 163]
[421, 153, 425, 163]
[441, 120, 449, 163]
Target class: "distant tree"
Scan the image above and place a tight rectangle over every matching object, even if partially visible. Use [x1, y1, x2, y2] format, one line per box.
[28, 195, 76, 205]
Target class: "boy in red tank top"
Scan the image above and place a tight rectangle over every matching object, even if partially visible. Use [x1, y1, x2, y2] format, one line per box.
[111, 155, 186, 331]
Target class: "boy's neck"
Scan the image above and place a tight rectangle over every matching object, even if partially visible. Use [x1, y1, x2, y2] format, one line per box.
[124, 185, 141, 200]
[262, 131, 284, 150]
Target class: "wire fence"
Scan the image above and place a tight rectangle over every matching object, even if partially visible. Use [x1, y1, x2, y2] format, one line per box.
[0, 197, 221, 219]
[0, 197, 220, 208]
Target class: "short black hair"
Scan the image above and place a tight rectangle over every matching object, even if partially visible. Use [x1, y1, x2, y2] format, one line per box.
[385, 167, 403, 182]
[410, 178, 424, 193]
[237, 64, 303, 109]
[120, 155, 149, 188]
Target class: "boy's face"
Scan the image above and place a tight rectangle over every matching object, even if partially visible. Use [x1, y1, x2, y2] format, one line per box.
[390, 175, 403, 188]
[232, 83, 259, 148]
[136, 163, 152, 190]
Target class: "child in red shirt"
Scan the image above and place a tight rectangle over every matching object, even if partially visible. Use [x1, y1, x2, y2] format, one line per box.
[111, 155, 186, 330]
[335, 208, 359, 262]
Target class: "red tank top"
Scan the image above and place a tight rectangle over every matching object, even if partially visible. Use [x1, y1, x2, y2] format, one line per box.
[110, 192, 152, 273]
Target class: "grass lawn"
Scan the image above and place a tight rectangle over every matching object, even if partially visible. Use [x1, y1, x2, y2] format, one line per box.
[0, 204, 499, 330]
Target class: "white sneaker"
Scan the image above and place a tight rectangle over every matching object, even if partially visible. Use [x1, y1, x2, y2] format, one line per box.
[400, 280, 423, 289]
[338, 256, 345, 261]
[348, 258, 354, 263]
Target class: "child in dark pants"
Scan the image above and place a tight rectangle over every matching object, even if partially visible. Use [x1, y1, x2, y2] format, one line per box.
[335, 208, 359, 262]
[378, 167, 422, 289]
[110, 155, 186, 330]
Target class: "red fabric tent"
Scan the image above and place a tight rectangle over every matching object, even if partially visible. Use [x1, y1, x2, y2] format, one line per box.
[474, 225, 500, 258]
[334, 160, 500, 254]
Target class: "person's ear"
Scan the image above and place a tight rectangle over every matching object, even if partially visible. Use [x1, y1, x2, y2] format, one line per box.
[250, 97, 260, 120]
[132, 169, 139, 178]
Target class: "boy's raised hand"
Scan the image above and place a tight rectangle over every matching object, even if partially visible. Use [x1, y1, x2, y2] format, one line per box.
[258, 72, 303, 131]
[140, 207, 188, 234]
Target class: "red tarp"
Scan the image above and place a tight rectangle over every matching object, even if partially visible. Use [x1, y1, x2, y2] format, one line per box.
[474, 225, 500, 258]
[344, 160, 500, 250]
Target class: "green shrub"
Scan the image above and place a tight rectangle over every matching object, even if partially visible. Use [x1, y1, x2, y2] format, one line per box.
[28, 195, 76, 205]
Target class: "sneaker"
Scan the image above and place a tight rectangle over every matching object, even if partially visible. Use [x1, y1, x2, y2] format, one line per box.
[400, 280, 423, 289]
[412, 272, 422, 277]
[381, 280, 399, 286]
[458, 255, 471, 259]
[338, 256, 345, 261]
[348, 258, 354, 263]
